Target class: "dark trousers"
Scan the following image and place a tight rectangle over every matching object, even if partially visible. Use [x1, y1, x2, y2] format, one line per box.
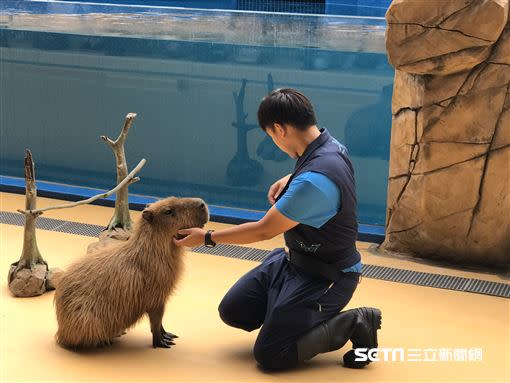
[218, 248, 360, 370]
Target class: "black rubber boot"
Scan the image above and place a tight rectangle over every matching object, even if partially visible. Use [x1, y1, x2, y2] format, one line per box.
[342, 307, 382, 368]
[296, 307, 382, 368]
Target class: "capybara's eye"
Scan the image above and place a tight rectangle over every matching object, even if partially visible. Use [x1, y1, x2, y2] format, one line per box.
[165, 209, 174, 216]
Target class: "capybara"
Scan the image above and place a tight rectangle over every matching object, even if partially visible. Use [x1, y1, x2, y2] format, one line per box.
[54, 196, 208, 349]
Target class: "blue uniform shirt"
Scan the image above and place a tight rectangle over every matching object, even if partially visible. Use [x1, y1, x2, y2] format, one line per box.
[275, 171, 362, 273]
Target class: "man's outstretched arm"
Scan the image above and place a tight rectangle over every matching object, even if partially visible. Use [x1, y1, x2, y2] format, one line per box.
[173, 205, 298, 248]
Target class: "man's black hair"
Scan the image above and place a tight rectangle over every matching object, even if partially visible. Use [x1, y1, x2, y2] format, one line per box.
[257, 88, 317, 131]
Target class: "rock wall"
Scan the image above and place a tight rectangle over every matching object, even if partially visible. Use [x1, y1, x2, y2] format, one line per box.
[383, 0, 510, 266]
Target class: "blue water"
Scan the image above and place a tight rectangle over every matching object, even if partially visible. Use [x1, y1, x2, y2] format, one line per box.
[0, 0, 393, 225]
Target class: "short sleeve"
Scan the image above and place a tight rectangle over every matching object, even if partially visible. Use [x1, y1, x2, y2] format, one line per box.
[275, 171, 341, 228]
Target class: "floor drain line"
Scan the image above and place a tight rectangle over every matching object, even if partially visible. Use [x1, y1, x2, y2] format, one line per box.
[1, 210, 508, 298]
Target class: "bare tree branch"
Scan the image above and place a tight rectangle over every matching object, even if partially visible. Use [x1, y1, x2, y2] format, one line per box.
[17, 209, 42, 216]
[12, 148, 46, 273]
[128, 177, 140, 185]
[24, 149, 36, 210]
[115, 113, 137, 146]
[100, 112, 138, 231]
[19, 159, 146, 215]
[100, 135, 115, 147]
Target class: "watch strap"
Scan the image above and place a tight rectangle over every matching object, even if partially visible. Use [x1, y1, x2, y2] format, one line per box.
[205, 229, 216, 247]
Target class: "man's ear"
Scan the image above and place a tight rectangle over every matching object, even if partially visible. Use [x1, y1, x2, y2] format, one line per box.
[142, 210, 154, 223]
[275, 123, 287, 137]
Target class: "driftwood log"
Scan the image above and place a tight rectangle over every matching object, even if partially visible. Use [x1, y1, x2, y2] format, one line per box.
[86, 113, 139, 253]
[7, 150, 49, 297]
[101, 113, 138, 232]
[7, 149, 146, 297]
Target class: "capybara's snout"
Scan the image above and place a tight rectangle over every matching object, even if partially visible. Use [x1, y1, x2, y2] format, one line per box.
[188, 198, 209, 228]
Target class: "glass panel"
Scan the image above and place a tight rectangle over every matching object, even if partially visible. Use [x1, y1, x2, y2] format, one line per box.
[0, 0, 393, 225]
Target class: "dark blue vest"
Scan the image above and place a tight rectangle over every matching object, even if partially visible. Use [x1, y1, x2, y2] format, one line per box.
[275, 128, 361, 271]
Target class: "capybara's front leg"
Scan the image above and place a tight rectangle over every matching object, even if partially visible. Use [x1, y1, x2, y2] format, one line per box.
[148, 305, 175, 348]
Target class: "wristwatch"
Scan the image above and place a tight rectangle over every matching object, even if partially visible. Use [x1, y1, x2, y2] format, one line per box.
[204, 229, 216, 248]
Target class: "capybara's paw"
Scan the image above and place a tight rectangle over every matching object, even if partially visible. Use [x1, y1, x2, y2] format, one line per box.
[162, 332, 178, 341]
[152, 335, 175, 348]
[161, 327, 178, 340]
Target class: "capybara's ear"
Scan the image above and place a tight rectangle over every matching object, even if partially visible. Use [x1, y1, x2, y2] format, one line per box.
[142, 210, 154, 223]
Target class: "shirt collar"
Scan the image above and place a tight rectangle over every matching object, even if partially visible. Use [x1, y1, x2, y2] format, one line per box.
[295, 127, 330, 170]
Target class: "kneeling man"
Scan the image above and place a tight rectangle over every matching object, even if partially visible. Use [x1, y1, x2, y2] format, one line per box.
[175, 88, 382, 370]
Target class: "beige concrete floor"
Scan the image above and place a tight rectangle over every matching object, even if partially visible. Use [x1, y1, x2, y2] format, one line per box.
[1, 192, 509, 382]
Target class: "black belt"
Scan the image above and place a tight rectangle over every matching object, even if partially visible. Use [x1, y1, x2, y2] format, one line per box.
[288, 249, 350, 282]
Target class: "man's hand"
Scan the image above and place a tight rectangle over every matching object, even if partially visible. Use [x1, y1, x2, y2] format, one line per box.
[267, 174, 291, 205]
[173, 228, 206, 247]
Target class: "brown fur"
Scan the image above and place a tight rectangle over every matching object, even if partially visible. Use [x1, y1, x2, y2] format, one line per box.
[54, 196, 208, 349]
